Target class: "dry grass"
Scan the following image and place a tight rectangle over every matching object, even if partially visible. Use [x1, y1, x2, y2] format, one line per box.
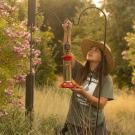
[104, 91, 135, 135]
[20, 87, 135, 135]
[34, 87, 71, 124]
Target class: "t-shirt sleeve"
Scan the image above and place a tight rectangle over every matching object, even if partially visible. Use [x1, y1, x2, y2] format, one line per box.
[72, 60, 83, 80]
[100, 75, 114, 101]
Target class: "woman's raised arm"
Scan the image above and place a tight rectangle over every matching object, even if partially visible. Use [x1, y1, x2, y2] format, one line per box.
[62, 19, 75, 68]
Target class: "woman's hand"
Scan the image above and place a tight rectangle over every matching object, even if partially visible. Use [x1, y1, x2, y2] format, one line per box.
[62, 19, 72, 45]
[62, 19, 72, 33]
[71, 84, 84, 94]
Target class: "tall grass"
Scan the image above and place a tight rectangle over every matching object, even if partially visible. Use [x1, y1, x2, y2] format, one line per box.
[0, 87, 135, 135]
[34, 87, 71, 124]
[33, 87, 135, 135]
[104, 91, 135, 135]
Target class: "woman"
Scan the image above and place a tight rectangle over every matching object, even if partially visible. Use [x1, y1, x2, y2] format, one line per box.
[61, 20, 114, 135]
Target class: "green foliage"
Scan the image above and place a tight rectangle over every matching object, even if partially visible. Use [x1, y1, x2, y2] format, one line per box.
[0, 0, 57, 100]
[0, 108, 61, 135]
[0, 20, 11, 83]
[105, 0, 135, 88]
[35, 31, 57, 86]
[17, 0, 27, 21]
[0, 17, 27, 109]
[0, 1, 45, 111]
[0, 109, 30, 135]
[38, 114, 61, 135]
[72, 1, 105, 62]
[124, 21, 135, 86]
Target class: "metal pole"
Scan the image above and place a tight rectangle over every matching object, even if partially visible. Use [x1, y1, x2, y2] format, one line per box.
[25, 0, 36, 126]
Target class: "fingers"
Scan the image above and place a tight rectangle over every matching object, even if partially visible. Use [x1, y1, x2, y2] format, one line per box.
[71, 85, 83, 91]
[64, 18, 69, 23]
[70, 88, 83, 95]
[62, 19, 72, 31]
[64, 19, 71, 24]
[75, 84, 83, 89]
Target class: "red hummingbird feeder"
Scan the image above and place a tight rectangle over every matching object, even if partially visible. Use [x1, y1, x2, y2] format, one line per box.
[60, 41, 77, 88]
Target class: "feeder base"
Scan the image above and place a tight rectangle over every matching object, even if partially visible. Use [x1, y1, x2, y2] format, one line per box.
[60, 81, 77, 88]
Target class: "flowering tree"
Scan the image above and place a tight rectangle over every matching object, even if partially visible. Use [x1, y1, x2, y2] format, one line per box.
[122, 21, 135, 87]
[0, 0, 42, 115]
[0, 0, 57, 117]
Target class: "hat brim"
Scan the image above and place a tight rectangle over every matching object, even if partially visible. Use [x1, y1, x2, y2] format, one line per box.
[80, 39, 114, 74]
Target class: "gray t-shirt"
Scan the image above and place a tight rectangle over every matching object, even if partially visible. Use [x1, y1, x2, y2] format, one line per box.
[66, 60, 114, 128]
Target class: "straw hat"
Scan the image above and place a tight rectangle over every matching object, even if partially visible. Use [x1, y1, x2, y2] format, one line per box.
[80, 39, 114, 74]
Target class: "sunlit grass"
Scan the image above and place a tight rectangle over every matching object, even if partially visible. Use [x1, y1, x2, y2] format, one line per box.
[104, 91, 135, 135]
[1, 86, 134, 135]
[32, 87, 135, 135]
[34, 87, 71, 124]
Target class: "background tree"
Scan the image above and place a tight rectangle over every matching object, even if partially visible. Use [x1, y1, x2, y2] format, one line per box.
[39, 0, 83, 39]
[38, 0, 106, 73]
[38, 0, 83, 73]
[0, 0, 56, 112]
[16, 0, 57, 86]
[122, 21, 135, 88]
[105, 0, 135, 88]
[0, 0, 30, 110]
[72, 1, 105, 62]
[35, 31, 57, 86]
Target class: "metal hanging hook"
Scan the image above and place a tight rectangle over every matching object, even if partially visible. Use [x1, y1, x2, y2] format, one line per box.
[73, 6, 107, 48]
[73, 6, 108, 135]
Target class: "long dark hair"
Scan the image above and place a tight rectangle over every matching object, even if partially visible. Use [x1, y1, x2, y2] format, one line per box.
[76, 51, 108, 85]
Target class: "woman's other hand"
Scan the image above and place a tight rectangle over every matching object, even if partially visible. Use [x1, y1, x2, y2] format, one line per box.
[62, 19, 72, 47]
[62, 19, 72, 33]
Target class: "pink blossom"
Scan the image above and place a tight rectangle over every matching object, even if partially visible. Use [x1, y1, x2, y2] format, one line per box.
[13, 46, 23, 55]
[0, 1, 16, 17]
[32, 58, 42, 66]
[13, 74, 26, 84]
[4, 88, 13, 96]
[15, 31, 29, 38]
[8, 98, 24, 108]
[5, 28, 14, 37]
[32, 49, 41, 57]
